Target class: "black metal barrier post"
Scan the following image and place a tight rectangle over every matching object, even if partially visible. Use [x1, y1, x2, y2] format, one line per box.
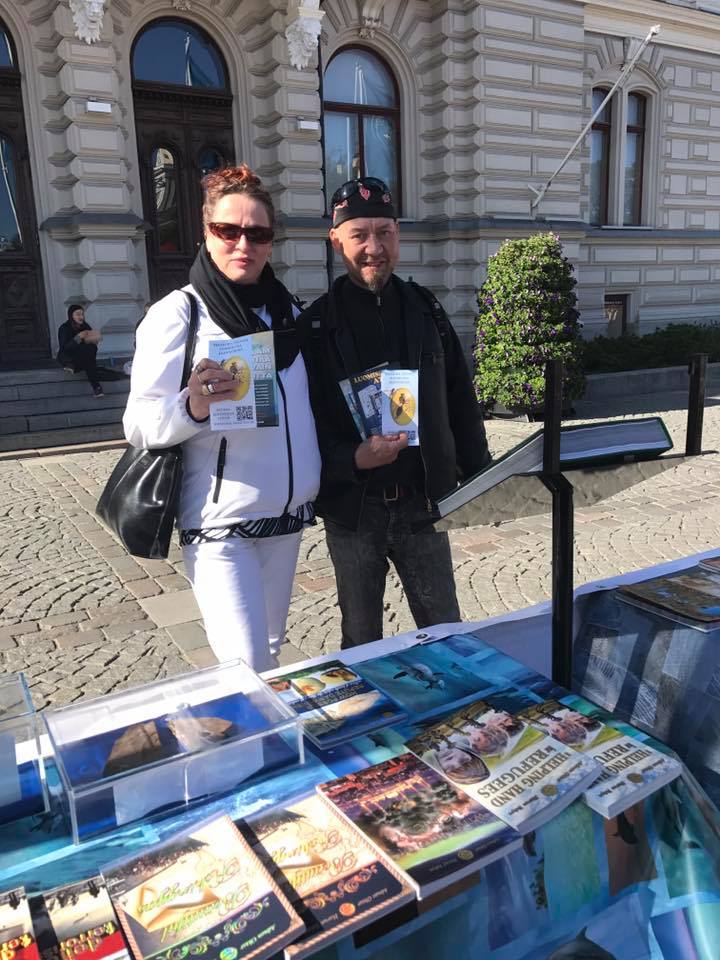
[539, 360, 575, 689]
[686, 353, 708, 457]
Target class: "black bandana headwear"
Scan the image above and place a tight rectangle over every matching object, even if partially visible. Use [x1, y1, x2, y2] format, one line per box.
[189, 244, 299, 371]
[331, 179, 396, 227]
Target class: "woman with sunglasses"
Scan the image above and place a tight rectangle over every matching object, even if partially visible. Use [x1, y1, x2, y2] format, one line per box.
[124, 164, 320, 670]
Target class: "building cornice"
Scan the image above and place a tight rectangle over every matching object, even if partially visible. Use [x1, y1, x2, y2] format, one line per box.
[585, 0, 720, 54]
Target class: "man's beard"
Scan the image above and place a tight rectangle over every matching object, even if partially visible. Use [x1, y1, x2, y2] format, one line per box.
[362, 265, 389, 294]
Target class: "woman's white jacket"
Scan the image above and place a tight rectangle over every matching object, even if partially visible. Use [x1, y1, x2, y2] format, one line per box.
[123, 286, 321, 531]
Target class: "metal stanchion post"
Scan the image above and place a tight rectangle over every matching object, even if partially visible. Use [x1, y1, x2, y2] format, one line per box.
[686, 353, 707, 457]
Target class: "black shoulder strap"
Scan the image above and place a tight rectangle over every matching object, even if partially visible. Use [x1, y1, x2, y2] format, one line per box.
[407, 280, 451, 347]
[180, 291, 200, 390]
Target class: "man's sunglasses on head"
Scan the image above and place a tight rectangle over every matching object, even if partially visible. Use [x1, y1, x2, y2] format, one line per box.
[330, 177, 391, 209]
[207, 222, 274, 244]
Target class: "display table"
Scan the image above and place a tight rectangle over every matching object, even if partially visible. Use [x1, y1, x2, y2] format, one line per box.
[2, 590, 720, 960]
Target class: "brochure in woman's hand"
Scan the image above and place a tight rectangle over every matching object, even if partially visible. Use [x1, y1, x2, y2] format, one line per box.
[208, 331, 279, 430]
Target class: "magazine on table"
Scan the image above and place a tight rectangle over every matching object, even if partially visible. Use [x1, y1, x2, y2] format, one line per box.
[517, 700, 682, 819]
[102, 815, 303, 960]
[352, 643, 495, 719]
[208, 331, 278, 431]
[316, 752, 521, 900]
[0, 887, 39, 960]
[405, 699, 601, 834]
[30, 876, 130, 960]
[242, 793, 414, 958]
[617, 566, 720, 626]
[380, 369, 419, 445]
[264, 661, 404, 750]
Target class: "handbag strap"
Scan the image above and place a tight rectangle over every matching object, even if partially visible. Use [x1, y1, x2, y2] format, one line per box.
[180, 291, 200, 390]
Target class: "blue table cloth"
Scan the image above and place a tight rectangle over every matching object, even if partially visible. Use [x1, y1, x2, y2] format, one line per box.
[1, 631, 719, 960]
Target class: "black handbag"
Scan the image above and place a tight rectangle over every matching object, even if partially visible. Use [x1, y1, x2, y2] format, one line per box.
[96, 292, 199, 559]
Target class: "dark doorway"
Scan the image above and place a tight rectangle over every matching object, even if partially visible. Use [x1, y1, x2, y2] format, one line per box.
[0, 22, 50, 364]
[132, 20, 235, 300]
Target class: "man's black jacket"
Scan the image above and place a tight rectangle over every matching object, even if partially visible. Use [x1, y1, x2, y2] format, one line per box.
[298, 274, 490, 530]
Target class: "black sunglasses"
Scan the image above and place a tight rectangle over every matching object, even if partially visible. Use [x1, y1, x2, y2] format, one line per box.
[207, 222, 274, 244]
[330, 177, 391, 209]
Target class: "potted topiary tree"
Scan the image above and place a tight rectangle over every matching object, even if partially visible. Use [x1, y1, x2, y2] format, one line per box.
[473, 232, 585, 417]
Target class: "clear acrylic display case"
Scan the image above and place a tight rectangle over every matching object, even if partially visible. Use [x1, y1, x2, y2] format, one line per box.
[44, 659, 304, 843]
[0, 673, 48, 826]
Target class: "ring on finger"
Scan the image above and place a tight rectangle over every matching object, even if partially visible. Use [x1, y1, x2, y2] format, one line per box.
[206, 381, 216, 396]
[195, 362, 207, 376]
[200, 383, 211, 397]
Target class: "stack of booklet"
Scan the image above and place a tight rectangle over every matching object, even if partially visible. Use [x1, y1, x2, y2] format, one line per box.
[340, 365, 420, 445]
[1, 888, 39, 960]
[404, 699, 601, 834]
[31, 877, 130, 960]
[617, 563, 720, 629]
[516, 700, 682, 818]
[317, 753, 522, 900]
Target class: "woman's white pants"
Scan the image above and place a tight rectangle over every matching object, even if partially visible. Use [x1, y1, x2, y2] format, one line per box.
[182, 532, 301, 672]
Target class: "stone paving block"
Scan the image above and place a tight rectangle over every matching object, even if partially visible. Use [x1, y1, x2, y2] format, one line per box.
[107, 556, 147, 583]
[137, 559, 174, 577]
[0, 622, 39, 641]
[0, 636, 18, 651]
[82, 603, 144, 629]
[40, 611, 90, 628]
[126, 578, 163, 599]
[138, 589, 201, 627]
[185, 647, 219, 669]
[155, 574, 189, 593]
[277, 643, 306, 666]
[166, 621, 207, 653]
[102, 620, 153, 642]
[55, 628, 105, 649]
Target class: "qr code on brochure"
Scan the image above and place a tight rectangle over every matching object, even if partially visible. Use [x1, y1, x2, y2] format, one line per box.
[235, 406, 254, 423]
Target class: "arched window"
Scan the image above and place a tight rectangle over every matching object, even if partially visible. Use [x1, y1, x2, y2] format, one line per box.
[0, 136, 21, 251]
[323, 47, 401, 213]
[588, 85, 652, 227]
[132, 20, 227, 89]
[589, 88, 611, 226]
[624, 93, 646, 226]
[0, 24, 14, 68]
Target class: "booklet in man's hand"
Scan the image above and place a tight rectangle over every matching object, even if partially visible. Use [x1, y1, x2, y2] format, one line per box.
[517, 700, 681, 819]
[208, 331, 278, 431]
[405, 699, 601, 833]
[380, 369, 419, 445]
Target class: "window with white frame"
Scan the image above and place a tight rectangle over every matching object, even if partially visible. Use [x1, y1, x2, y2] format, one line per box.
[589, 85, 652, 227]
[323, 47, 401, 214]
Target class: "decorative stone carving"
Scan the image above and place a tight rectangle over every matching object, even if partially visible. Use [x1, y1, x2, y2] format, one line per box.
[285, 1, 325, 70]
[359, 0, 385, 38]
[69, 0, 106, 44]
[172, 0, 193, 9]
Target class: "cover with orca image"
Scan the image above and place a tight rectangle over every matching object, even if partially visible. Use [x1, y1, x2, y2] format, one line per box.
[265, 661, 405, 749]
[243, 793, 414, 958]
[102, 815, 304, 960]
[208, 331, 278, 431]
[518, 700, 682, 819]
[380, 369, 419, 446]
[406, 699, 601, 834]
[0, 887, 40, 960]
[30, 876, 130, 960]
[317, 753, 521, 900]
[353, 645, 495, 719]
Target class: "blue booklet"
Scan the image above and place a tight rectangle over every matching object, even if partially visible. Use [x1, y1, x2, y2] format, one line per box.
[265, 661, 405, 750]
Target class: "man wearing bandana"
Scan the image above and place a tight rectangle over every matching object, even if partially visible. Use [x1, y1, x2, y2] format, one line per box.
[299, 178, 490, 649]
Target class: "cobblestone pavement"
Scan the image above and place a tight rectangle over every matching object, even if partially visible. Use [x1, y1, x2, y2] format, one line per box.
[1, 389, 719, 708]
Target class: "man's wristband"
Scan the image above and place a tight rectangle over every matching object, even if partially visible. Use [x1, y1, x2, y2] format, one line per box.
[185, 398, 209, 424]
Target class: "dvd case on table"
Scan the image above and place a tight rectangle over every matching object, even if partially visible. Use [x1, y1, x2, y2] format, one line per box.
[0, 674, 48, 827]
[44, 660, 304, 842]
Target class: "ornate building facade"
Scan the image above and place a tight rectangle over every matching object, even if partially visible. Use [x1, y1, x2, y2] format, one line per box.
[1, 0, 719, 364]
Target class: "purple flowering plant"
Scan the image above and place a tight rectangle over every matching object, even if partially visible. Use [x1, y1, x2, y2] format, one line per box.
[473, 232, 585, 411]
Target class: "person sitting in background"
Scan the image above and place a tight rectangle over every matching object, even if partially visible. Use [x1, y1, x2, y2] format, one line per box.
[57, 304, 104, 397]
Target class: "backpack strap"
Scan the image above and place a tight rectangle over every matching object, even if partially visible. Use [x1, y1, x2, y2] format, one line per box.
[407, 279, 451, 348]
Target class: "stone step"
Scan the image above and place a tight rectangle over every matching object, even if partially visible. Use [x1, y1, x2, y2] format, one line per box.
[0, 390, 128, 419]
[0, 379, 130, 402]
[0, 364, 128, 386]
[0, 422, 125, 453]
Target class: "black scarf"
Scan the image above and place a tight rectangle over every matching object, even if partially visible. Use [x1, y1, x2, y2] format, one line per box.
[189, 244, 299, 371]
